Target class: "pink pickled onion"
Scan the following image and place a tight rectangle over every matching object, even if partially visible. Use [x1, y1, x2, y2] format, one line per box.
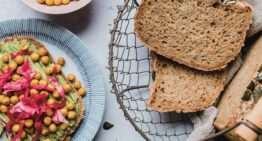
[0, 68, 13, 88]
[3, 77, 29, 94]
[19, 58, 35, 80]
[10, 51, 33, 59]
[52, 110, 68, 124]
[48, 77, 66, 109]
[30, 84, 54, 92]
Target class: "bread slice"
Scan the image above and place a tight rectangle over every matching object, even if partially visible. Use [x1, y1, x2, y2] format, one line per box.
[0, 36, 84, 141]
[135, 0, 252, 71]
[148, 52, 227, 113]
[214, 36, 262, 140]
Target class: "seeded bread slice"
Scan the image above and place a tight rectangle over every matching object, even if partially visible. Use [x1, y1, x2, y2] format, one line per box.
[1, 36, 84, 141]
[135, 0, 252, 71]
[214, 36, 262, 140]
[148, 52, 227, 113]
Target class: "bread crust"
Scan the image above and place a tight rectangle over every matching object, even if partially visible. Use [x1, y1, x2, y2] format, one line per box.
[1, 36, 84, 141]
[134, 0, 253, 71]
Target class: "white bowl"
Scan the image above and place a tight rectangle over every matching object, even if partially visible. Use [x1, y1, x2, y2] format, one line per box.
[21, 0, 92, 15]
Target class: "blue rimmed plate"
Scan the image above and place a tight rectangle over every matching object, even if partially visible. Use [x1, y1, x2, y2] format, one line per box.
[0, 18, 105, 141]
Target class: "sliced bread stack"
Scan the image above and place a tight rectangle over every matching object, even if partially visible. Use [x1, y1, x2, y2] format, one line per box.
[134, 0, 253, 112]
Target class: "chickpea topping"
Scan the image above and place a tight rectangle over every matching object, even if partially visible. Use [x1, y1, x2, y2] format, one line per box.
[30, 52, 40, 62]
[63, 84, 72, 93]
[12, 124, 20, 133]
[46, 109, 54, 116]
[1, 96, 10, 105]
[38, 48, 48, 56]
[25, 119, 34, 128]
[0, 105, 8, 113]
[30, 79, 39, 86]
[74, 81, 81, 89]
[34, 72, 42, 80]
[39, 79, 48, 86]
[54, 64, 62, 73]
[10, 96, 19, 104]
[67, 74, 75, 82]
[15, 55, 24, 65]
[78, 88, 86, 97]
[47, 98, 55, 105]
[67, 103, 75, 111]
[45, 66, 54, 75]
[60, 108, 68, 116]
[19, 94, 24, 100]
[21, 131, 26, 138]
[49, 124, 57, 133]
[62, 0, 70, 5]
[12, 74, 21, 81]
[37, 0, 45, 4]
[60, 123, 68, 131]
[1, 65, 9, 72]
[30, 89, 38, 95]
[54, 0, 62, 5]
[43, 117, 52, 126]
[1, 54, 9, 63]
[47, 84, 55, 90]
[57, 57, 65, 66]
[41, 56, 50, 65]
[19, 44, 28, 51]
[67, 111, 77, 119]
[9, 62, 17, 70]
[41, 128, 49, 136]
[40, 91, 49, 96]
[53, 91, 60, 99]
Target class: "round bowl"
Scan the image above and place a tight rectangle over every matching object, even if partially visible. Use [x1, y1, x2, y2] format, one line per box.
[21, 0, 92, 15]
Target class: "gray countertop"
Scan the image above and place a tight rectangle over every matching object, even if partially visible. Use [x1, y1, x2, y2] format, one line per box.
[0, 0, 144, 141]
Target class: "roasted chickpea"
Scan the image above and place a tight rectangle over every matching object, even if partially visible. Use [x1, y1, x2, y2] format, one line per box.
[30, 79, 39, 86]
[12, 124, 20, 133]
[30, 89, 38, 95]
[41, 56, 50, 65]
[46, 109, 54, 116]
[77, 88, 86, 97]
[19, 44, 28, 51]
[60, 108, 68, 116]
[47, 98, 55, 105]
[1, 65, 9, 72]
[44, 117, 52, 126]
[60, 123, 68, 131]
[10, 96, 19, 104]
[1, 96, 10, 105]
[19, 94, 24, 100]
[15, 55, 24, 65]
[62, 0, 70, 5]
[47, 84, 55, 90]
[57, 57, 65, 66]
[63, 84, 72, 93]
[49, 124, 57, 133]
[39, 79, 48, 86]
[30, 52, 40, 62]
[21, 130, 26, 138]
[25, 119, 34, 128]
[67, 74, 75, 82]
[12, 74, 20, 81]
[53, 91, 60, 99]
[0, 105, 8, 113]
[67, 103, 75, 111]
[9, 62, 17, 70]
[45, 67, 53, 75]
[41, 128, 49, 136]
[54, 64, 62, 73]
[34, 72, 42, 80]
[1, 54, 9, 63]
[40, 91, 49, 96]
[74, 81, 81, 89]
[37, 0, 45, 4]
[54, 0, 62, 5]
[38, 48, 48, 56]
[67, 111, 76, 119]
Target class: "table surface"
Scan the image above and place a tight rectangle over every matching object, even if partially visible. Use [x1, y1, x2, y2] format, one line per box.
[0, 0, 144, 141]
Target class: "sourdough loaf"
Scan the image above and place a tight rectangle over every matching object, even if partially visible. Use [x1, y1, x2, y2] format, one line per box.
[135, 0, 252, 71]
[215, 36, 262, 140]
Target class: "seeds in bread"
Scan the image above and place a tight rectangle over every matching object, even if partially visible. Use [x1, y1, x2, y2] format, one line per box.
[135, 0, 252, 71]
[148, 52, 227, 113]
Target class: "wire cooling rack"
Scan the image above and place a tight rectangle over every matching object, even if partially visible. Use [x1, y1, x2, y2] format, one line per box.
[108, 0, 193, 140]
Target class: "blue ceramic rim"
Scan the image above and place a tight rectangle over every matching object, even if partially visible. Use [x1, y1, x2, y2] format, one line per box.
[0, 18, 105, 141]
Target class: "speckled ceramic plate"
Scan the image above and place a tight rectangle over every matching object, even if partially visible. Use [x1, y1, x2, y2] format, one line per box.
[21, 0, 92, 15]
[0, 19, 105, 141]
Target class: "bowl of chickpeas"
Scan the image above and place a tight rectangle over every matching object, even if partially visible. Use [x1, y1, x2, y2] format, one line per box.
[21, 0, 92, 15]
